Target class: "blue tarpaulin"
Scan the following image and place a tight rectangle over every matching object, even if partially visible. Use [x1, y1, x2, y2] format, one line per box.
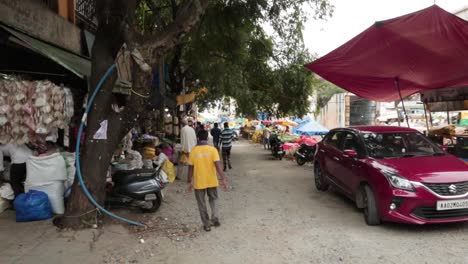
[291, 117, 309, 134]
[295, 119, 329, 136]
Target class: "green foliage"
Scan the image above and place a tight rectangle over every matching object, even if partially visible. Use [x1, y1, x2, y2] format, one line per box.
[312, 78, 344, 115]
[138, 0, 334, 117]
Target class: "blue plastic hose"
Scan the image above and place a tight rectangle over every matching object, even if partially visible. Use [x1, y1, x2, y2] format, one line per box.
[75, 63, 143, 226]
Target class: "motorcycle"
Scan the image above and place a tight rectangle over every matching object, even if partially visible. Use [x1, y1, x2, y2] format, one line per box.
[295, 144, 316, 166]
[106, 168, 165, 212]
[269, 134, 285, 160]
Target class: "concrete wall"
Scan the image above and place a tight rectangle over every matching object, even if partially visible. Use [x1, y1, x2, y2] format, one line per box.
[0, 0, 81, 53]
[316, 93, 347, 129]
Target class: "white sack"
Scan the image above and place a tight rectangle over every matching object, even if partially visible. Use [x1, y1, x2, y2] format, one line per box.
[26, 153, 67, 184]
[61, 152, 76, 189]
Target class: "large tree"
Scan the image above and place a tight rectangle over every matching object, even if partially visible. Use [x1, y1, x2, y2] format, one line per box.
[60, 0, 333, 228]
[61, 0, 210, 228]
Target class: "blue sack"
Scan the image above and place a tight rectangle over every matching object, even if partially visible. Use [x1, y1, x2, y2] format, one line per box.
[14, 190, 53, 222]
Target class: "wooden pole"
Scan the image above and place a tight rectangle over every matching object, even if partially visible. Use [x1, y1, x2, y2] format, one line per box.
[395, 101, 401, 127]
[423, 102, 430, 135]
[395, 77, 410, 128]
[446, 102, 450, 125]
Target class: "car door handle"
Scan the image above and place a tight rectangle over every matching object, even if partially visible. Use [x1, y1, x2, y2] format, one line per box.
[333, 156, 340, 161]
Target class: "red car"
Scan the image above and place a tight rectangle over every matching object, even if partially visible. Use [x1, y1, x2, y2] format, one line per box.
[314, 126, 468, 225]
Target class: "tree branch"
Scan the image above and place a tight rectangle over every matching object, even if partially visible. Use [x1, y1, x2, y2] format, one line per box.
[139, 0, 209, 58]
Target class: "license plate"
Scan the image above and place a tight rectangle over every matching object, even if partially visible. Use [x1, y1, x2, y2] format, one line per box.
[436, 199, 468, 211]
[278, 151, 284, 154]
[145, 193, 157, 201]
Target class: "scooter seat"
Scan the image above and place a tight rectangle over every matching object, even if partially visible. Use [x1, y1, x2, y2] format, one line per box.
[113, 169, 156, 184]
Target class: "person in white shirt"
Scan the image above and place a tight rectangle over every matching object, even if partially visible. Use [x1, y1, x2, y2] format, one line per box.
[181, 119, 197, 154]
[0, 144, 33, 198]
[177, 119, 197, 180]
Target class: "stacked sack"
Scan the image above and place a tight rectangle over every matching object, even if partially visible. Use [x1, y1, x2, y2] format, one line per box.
[25, 153, 67, 214]
[0, 79, 74, 144]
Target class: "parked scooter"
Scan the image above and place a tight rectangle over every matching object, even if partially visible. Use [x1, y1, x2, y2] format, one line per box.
[295, 144, 316, 166]
[269, 134, 285, 160]
[106, 168, 164, 212]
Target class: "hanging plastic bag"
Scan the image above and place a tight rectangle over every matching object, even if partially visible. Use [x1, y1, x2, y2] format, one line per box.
[162, 160, 176, 183]
[14, 190, 53, 222]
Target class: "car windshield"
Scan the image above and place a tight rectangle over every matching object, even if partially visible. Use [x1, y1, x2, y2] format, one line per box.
[362, 132, 445, 158]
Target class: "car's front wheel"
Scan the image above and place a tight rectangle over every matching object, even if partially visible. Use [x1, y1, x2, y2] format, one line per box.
[362, 185, 381, 225]
[314, 163, 329, 191]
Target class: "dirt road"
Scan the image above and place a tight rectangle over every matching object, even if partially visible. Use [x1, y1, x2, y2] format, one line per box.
[2, 139, 468, 263]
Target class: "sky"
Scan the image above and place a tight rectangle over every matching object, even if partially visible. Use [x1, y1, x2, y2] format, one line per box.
[303, 0, 468, 57]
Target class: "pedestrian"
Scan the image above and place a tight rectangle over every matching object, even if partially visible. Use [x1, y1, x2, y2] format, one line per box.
[178, 119, 197, 180]
[220, 122, 234, 171]
[187, 130, 228, 232]
[0, 143, 33, 198]
[188, 119, 195, 129]
[195, 121, 202, 135]
[210, 123, 222, 150]
[196, 123, 206, 142]
[263, 124, 271, 150]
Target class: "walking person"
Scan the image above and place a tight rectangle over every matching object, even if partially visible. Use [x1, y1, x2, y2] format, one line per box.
[210, 123, 222, 150]
[196, 123, 206, 142]
[220, 122, 234, 171]
[263, 124, 271, 150]
[177, 119, 197, 180]
[187, 130, 228, 232]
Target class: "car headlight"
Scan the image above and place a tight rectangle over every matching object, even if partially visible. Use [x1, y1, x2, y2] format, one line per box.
[383, 171, 415, 191]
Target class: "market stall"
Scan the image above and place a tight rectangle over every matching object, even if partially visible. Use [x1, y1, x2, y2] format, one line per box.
[421, 87, 468, 160]
[306, 5, 468, 131]
[0, 78, 74, 144]
[0, 76, 76, 217]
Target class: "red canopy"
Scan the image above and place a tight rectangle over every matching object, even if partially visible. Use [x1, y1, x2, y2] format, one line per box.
[306, 5, 468, 102]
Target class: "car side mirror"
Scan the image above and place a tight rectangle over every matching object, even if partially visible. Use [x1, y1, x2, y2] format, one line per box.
[441, 145, 448, 152]
[343, 149, 358, 158]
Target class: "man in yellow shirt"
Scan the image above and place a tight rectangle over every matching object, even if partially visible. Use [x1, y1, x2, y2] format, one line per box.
[187, 130, 228, 232]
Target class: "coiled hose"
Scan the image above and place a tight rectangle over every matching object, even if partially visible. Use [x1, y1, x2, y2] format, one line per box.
[75, 63, 143, 226]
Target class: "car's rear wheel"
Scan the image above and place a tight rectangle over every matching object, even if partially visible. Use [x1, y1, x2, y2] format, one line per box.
[362, 185, 381, 225]
[314, 163, 329, 191]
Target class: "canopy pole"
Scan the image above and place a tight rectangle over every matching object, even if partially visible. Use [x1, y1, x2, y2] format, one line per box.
[396, 102, 401, 127]
[446, 102, 450, 125]
[423, 102, 431, 135]
[395, 77, 410, 128]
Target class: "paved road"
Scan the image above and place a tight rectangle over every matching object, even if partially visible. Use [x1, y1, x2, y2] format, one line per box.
[1, 139, 468, 263]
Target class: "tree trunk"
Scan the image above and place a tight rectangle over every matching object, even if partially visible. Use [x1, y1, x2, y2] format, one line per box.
[59, 7, 126, 228]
